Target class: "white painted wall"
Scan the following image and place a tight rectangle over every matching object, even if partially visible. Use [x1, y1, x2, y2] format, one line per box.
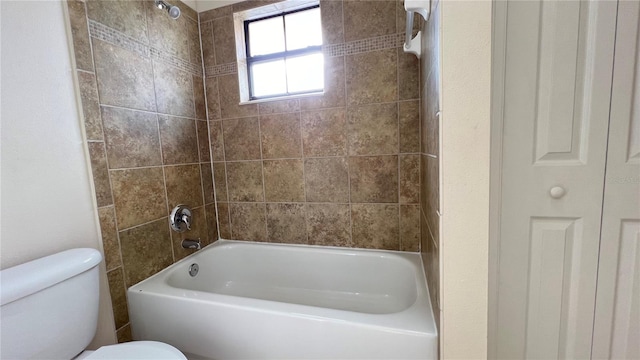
[440, 1, 492, 358]
[181, 0, 198, 12]
[0, 0, 116, 348]
[195, 0, 244, 12]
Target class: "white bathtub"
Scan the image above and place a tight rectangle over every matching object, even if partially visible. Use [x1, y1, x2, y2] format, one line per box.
[128, 240, 437, 359]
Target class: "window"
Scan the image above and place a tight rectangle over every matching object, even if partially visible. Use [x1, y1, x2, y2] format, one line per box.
[235, 3, 323, 102]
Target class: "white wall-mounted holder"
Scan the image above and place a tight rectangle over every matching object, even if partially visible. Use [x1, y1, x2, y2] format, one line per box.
[403, 0, 430, 58]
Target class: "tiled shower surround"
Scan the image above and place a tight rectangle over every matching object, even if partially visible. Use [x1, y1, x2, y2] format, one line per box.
[66, 0, 424, 343]
[201, 0, 422, 249]
[67, 0, 216, 342]
[420, 0, 441, 330]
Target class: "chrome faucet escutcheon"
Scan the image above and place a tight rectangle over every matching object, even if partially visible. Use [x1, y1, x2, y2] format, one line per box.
[170, 205, 192, 233]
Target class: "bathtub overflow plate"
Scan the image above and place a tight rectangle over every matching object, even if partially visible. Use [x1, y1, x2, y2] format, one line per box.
[189, 263, 199, 277]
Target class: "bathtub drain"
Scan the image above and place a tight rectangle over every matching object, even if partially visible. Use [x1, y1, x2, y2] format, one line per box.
[189, 263, 199, 277]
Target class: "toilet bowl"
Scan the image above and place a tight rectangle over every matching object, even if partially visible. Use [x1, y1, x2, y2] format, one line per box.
[76, 341, 186, 359]
[0, 248, 186, 359]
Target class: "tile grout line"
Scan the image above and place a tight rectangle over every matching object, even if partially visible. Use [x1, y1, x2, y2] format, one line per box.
[342, 52, 354, 248]
[395, 41, 402, 250]
[221, 201, 419, 206]
[76, 68, 96, 76]
[219, 153, 421, 163]
[210, 98, 421, 122]
[115, 321, 130, 333]
[256, 116, 269, 242]
[297, 106, 310, 245]
[195, 126, 209, 240]
[105, 264, 121, 275]
[196, 11, 223, 244]
[418, 33, 426, 254]
[219, 95, 232, 239]
[418, 34, 423, 253]
[98, 103, 201, 120]
[115, 205, 209, 234]
[107, 164, 180, 172]
[149, 53, 176, 264]
[191, 95, 206, 222]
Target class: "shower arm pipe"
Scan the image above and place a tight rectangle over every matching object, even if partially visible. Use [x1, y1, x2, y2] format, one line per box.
[155, 0, 181, 19]
[403, 0, 430, 59]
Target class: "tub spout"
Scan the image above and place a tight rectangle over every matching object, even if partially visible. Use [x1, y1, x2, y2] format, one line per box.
[182, 239, 201, 250]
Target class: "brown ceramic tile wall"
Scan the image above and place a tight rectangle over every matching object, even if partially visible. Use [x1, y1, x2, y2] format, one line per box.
[200, 0, 421, 251]
[66, 0, 216, 343]
[419, 0, 441, 331]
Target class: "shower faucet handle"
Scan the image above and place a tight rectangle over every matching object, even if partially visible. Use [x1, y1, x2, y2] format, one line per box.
[181, 213, 192, 230]
[170, 205, 192, 233]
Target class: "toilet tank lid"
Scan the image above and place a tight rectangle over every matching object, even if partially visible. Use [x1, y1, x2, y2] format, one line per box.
[0, 248, 102, 306]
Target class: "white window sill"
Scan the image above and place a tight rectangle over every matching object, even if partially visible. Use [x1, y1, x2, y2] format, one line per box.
[239, 91, 324, 105]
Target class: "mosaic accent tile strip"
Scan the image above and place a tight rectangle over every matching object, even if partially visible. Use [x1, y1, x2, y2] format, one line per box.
[89, 20, 203, 77]
[149, 48, 203, 76]
[324, 33, 406, 57]
[205, 62, 238, 77]
[205, 33, 407, 78]
[89, 21, 150, 58]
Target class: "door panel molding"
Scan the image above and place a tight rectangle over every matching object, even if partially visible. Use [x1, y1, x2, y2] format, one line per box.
[592, 2, 640, 358]
[495, 1, 618, 358]
[525, 218, 582, 359]
[534, 1, 587, 164]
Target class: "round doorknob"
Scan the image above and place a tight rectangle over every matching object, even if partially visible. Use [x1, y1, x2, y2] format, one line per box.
[549, 186, 566, 199]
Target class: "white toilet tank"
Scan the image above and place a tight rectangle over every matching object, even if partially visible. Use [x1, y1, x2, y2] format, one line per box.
[0, 248, 103, 359]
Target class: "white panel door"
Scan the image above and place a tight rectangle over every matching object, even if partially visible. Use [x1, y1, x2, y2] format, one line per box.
[496, 1, 617, 359]
[592, 2, 640, 359]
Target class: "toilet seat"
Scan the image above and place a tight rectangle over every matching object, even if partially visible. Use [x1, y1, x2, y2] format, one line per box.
[80, 341, 186, 360]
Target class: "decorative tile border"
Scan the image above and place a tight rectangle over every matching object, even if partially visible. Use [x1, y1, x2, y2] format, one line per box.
[89, 20, 149, 58]
[149, 48, 203, 76]
[90, 15, 405, 79]
[205, 62, 238, 77]
[205, 33, 407, 78]
[89, 20, 203, 77]
[324, 33, 405, 57]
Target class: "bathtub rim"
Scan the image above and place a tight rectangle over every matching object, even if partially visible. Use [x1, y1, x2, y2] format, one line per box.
[128, 239, 437, 336]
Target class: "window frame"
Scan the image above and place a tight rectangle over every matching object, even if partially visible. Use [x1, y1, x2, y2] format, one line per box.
[233, 1, 323, 103]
